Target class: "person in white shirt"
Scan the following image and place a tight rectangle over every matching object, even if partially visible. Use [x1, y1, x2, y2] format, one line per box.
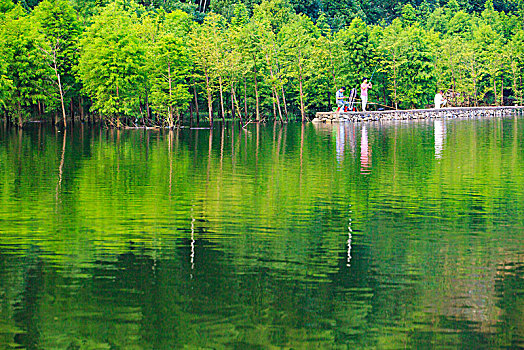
[434, 90, 447, 109]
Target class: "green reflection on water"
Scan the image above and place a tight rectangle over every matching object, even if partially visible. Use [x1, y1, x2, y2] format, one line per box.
[0, 117, 522, 349]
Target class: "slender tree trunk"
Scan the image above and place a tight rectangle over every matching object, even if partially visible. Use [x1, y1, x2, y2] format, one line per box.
[266, 54, 283, 123]
[145, 92, 150, 126]
[70, 98, 75, 126]
[56, 68, 67, 127]
[230, 83, 235, 121]
[253, 58, 260, 122]
[382, 74, 387, 106]
[511, 62, 518, 106]
[189, 100, 194, 125]
[219, 75, 225, 123]
[473, 73, 478, 107]
[449, 49, 457, 106]
[79, 97, 84, 122]
[493, 79, 498, 106]
[281, 85, 288, 120]
[17, 100, 23, 128]
[244, 75, 248, 121]
[330, 46, 336, 87]
[392, 54, 398, 110]
[168, 61, 174, 128]
[298, 52, 306, 122]
[204, 66, 213, 124]
[500, 77, 504, 106]
[38, 101, 42, 117]
[271, 89, 277, 120]
[232, 86, 242, 123]
[115, 82, 120, 127]
[519, 76, 524, 106]
[193, 81, 200, 124]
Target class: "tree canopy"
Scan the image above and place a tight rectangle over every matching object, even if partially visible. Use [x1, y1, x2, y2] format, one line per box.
[0, 0, 523, 126]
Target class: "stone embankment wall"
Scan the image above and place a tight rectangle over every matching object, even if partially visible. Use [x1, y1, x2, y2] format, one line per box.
[313, 106, 524, 123]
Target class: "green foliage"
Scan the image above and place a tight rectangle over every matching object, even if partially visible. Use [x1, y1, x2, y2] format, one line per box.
[77, 1, 145, 123]
[147, 10, 192, 126]
[0, 0, 523, 125]
[0, 4, 52, 125]
[32, 0, 81, 119]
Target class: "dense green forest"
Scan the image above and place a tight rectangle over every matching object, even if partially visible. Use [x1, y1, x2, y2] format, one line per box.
[0, 0, 523, 127]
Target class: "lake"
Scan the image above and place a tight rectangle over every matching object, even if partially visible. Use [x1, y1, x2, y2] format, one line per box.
[0, 117, 522, 349]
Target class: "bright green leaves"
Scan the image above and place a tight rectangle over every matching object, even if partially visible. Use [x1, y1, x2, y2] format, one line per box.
[147, 12, 192, 126]
[0, 4, 51, 125]
[379, 19, 436, 109]
[77, 2, 145, 122]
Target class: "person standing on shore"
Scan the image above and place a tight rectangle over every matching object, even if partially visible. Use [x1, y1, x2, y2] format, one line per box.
[434, 90, 447, 109]
[360, 78, 372, 111]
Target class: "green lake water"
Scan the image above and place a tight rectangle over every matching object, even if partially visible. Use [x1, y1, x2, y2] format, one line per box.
[0, 117, 522, 349]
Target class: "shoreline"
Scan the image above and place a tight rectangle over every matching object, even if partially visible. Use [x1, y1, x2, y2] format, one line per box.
[314, 106, 524, 123]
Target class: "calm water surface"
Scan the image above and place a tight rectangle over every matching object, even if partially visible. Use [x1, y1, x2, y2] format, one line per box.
[0, 117, 522, 349]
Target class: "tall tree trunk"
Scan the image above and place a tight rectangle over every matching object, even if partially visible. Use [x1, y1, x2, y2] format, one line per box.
[500, 77, 504, 106]
[281, 85, 288, 120]
[218, 75, 225, 123]
[204, 66, 213, 124]
[193, 82, 200, 124]
[189, 99, 194, 125]
[298, 51, 306, 122]
[392, 54, 398, 110]
[493, 79, 498, 106]
[115, 82, 120, 127]
[330, 45, 336, 87]
[449, 50, 457, 106]
[168, 61, 174, 128]
[511, 62, 518, 106]
[519, 76, 524, 106]
[266, 54, 283, 123]
[382, 74, 387, 106]
[232, 85, 242, 123]
[145, 92, 150, 126]
[17, 100, 23, 128]
[70, 98, 75, 126]
[79, 97, 84, 122]
[271, 89, 277, 120]
[56, 68, 67, 127]
[244, 75, 248, 121]
[253, 58, 260, 122]
[230, 83, 235, 121]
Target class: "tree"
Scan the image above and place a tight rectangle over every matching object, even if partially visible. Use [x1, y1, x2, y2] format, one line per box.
[0, 4, 52, 126]
[32, 0, 81, 127]
[506, 30, 524, 105]
[147, 10, 192, 127]
[280, 14, 318, 122]
[334, 18, 377, 101]
[189, 14, 229, 124]
[77, 1, 145, 126]
[380, 19, 436, 109]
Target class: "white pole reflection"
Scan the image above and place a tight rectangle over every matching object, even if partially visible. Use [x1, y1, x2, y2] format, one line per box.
[190, 207, 195, 279]
[434, 120, 446, 159]
[347, 207, 353, 267]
